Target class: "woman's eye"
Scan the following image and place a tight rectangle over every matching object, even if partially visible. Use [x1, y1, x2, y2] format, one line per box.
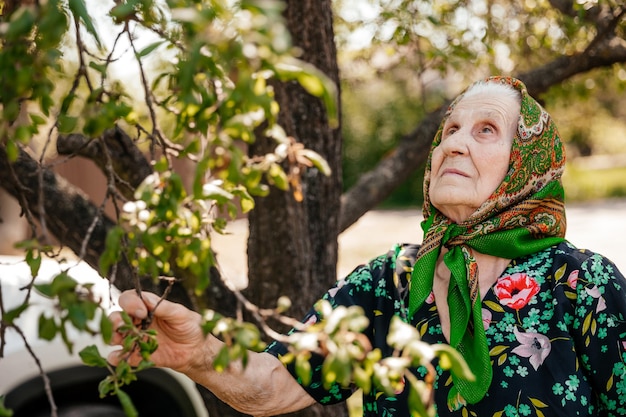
[445, 127, 458, 136]
[480, 125, 495, 134]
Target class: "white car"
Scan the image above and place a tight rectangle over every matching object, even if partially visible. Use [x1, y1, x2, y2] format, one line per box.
[0, 255, 208, 417]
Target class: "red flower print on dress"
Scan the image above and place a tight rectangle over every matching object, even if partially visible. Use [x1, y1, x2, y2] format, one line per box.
[494, 273, 540, 310]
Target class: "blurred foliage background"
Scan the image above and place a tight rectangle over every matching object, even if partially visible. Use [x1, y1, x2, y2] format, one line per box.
[333, 0, 626, 208]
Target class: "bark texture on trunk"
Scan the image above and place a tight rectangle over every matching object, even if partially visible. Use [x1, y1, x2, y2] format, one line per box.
[242, 1, 348, 416]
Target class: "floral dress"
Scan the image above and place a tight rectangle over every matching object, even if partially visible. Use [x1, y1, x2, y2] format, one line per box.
[266, 241, 626, 416]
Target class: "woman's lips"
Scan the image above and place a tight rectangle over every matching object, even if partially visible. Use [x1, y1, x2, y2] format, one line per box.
[441, 168, 468, 177]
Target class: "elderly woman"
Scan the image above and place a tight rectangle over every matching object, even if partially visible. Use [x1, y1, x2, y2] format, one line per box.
[108, 76, 626, 416]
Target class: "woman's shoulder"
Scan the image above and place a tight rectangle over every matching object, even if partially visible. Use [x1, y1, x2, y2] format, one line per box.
[510, 240, 624, 289]
[335, 243, 421, 300]
[343, 243, 422, 279]
[514, 240, 617, 269]
[553, 240, 623, 276]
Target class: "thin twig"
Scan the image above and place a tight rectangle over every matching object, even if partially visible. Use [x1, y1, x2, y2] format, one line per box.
[9, 323, 59, 417]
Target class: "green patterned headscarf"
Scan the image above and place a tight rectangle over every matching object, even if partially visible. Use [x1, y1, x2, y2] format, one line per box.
[409, 76, 567, 405]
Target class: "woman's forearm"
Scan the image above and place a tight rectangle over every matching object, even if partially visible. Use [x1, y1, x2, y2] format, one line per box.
[186, 335, 316, 416]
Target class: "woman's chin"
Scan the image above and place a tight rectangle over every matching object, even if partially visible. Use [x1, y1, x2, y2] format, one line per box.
[432, 203, 475, 224]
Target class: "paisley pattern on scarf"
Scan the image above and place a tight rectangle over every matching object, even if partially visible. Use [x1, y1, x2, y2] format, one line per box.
[409, 76, 567, 404]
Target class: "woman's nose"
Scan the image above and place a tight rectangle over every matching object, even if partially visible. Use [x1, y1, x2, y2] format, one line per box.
[441, 129, 469, 155]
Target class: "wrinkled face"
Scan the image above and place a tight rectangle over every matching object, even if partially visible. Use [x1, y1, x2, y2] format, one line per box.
[428, 89, 521, 223]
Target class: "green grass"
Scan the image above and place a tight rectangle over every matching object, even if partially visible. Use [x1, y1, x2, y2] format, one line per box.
[563, 164, 626, 202]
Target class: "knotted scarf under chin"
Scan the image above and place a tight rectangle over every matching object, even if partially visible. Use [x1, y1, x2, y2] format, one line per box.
[408, 182, 566, 405]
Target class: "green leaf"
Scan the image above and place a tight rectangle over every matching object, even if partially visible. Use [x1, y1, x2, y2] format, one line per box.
[406, 376, 431, 417]
[88, 61, 108, 75]
[5, 139, 19, 162]
[101, 313, 114, 344]
[6, 8, 35, 38]
[295, 353, 312, 386]
[240, 194, 255, 213]
[49, 272, 78, 295]
[299, 149, 331, 176]
[268, 163, 289, 190]
[100, 226, 125, 276]
[116, 388, 138, 417]
[110, 1, 139, 22]
[230, 187, 255, 213]
[68, 0, 102, 48]
[274, 60, 338, 128]
[136, 359, 155, 371]
[40, 94, 54, 116]
[68, 304, 89, 330]
[59, 320, 74, 353]
[137, 41, 165, 58]
[57, 114, 78, 133]
[98, 375, 116, 398]
[79, 345, 109, 368]
[15, 125, 32, 143]
[3, 304, 29, 324]
[202, 183, 235, 203]
[0, 395, 14, 417]
[432, 344, 475, 382]
[30, 114, 46, 126]
[353, 365, 371, 394]
[38, 314, 58, 341]
[275, 61, 324, 95]
[115, 359, 134, 381]
[25, 249, 42, 278]
[60, 92, 76, 114]
[213, 346, 231, 372]
[236, 324, 263, 349]
[34, 282, 54, 297]
[322, 351, 351, 388]
[153, 157, 169, 173]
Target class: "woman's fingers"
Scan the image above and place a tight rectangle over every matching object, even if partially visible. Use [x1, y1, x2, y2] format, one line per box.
[118, 290, 187, 323]
[117, 290, 158, 320]
[107, 347, 145, 367]
[107, 292, 160, 366]
[108, 291, 155, 350]
[107, 290, 201, 370]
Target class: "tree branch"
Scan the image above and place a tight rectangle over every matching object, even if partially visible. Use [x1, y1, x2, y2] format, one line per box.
[56, 126, 153, 201]
[518, 21, 626, 97]
[338, 106, 445, 233]
[339, 22, 626, 232]
[0, 144, 136, 289]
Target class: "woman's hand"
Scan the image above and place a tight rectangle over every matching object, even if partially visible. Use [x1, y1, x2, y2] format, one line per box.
[107, 290, 205, 375]
[107, 290, 315, 415]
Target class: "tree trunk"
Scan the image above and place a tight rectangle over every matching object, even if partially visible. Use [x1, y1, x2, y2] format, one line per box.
[247, 0, 343, 323]
[243, 1, 346, 416]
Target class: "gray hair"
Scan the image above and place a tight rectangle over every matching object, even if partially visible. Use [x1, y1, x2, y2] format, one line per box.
[462, 80, 522, 104]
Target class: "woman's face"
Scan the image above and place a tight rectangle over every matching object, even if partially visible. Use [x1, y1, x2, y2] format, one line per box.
[429, 89, 520, 223]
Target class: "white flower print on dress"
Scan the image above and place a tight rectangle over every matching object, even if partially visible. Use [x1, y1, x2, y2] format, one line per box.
[511, 327, 551, 371]
[585, 285, 607, 313]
